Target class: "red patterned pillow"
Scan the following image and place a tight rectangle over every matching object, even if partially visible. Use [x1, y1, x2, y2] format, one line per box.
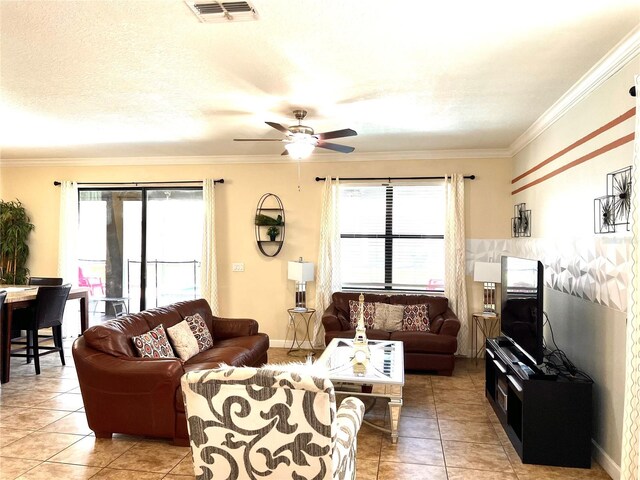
[348, 300, 376, 329]
[185, 313, 214, 352]
[402, 304, 430, 332]
[131, 324, 176, 358]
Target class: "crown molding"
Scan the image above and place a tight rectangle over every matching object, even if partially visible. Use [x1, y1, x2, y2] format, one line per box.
[509, 24, 640, 156]
[0, 148, 511, 167]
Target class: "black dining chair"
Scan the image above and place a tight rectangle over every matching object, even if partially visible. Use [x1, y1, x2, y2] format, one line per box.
[28, 277, 63, 286]
[10, 283, 72, 374]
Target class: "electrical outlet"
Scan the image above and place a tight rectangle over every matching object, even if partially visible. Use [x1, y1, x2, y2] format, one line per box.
[232, 263, 245, 272]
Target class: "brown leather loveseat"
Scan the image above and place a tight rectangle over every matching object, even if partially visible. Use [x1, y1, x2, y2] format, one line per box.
[72, 298, 269, 445]
[322, 292, 460, 375]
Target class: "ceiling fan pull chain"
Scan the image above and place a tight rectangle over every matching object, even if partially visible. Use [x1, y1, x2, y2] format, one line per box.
[297, 160, 301, 192]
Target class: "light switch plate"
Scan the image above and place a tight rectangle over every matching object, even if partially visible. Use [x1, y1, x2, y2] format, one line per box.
[232, 263, 245, 272]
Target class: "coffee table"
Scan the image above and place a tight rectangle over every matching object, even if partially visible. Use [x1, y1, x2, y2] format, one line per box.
[316, 338, 404, 443]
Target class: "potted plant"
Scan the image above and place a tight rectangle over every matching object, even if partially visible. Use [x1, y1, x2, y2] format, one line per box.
[0, 199, 35, 284]
[267, 226, 280, 241]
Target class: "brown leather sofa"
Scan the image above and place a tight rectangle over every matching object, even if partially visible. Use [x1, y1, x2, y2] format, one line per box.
[72, 299, 269, 445]
[322, 292, 460, 375]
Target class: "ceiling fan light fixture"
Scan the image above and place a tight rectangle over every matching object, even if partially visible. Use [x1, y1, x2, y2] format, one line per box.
[285, 140, 315, 160]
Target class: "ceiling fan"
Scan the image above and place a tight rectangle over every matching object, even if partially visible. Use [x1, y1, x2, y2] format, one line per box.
[234, 109, 357, 159]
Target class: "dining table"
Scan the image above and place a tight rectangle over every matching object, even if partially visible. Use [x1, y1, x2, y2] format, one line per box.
[0, 285, 90, 384]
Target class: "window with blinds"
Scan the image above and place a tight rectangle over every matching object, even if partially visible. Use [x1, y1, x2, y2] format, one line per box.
[339, 183, 445, 291]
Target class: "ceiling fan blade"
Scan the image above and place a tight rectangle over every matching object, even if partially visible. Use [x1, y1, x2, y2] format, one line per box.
[265, 121, 290, 134]
[281, 150, 289, 156]
[316, 128, 357, 140]
[317, 141, 355, 154]
[233, 138, 283, 141]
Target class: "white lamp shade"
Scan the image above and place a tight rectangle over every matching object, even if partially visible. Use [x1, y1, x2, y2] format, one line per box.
[288, 261, 315, 282]
[284, 141, 315, 160]
[473, 262, 501, 283]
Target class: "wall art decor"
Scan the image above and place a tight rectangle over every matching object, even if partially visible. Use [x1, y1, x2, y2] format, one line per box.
[511, 203, 531, 237]
[594, 166, 631, 234]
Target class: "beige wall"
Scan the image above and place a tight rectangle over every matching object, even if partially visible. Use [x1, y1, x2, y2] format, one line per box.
[0, 156, 512, 343]
[511, 57, 639, 477]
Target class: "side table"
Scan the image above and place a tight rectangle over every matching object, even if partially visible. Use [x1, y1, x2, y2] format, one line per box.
[285, 308, 317, 357]
[472, 312, 501, 365]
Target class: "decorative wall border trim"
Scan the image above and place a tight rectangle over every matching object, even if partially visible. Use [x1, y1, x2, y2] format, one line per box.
[511, 133, 635, 195]
[509, 24, 640, 156]
[512, 108, 636, 184]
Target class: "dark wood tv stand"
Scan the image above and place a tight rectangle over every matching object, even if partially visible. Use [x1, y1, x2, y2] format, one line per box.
[485, 337, 593, 468]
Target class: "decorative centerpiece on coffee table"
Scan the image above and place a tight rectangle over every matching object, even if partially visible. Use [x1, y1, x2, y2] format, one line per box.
[352, 293, 371, 374]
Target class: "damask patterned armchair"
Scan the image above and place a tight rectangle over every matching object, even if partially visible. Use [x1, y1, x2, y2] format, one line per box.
[181, 366, 365, 480]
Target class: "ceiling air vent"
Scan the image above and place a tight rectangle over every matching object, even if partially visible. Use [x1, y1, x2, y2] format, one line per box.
[185, 1, 258, 23]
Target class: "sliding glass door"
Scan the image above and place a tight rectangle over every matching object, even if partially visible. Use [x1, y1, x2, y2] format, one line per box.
[78, 187, 203, 323]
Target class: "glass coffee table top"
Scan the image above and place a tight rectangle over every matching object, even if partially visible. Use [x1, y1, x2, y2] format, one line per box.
[317, 338, 404, 385]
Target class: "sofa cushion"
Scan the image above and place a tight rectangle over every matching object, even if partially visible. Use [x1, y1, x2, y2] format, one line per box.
[83, 313, 156, 357]
[131, 324, 176, 358]
[402, 304, 430, 332]
[185, 313, 214, 352]
[348, 300, 376, 329]
[390, 331, 457, 355]
[325, 329, 391, 343]
[389, 295, 448, 318]
[374, 303, 404, 331]
[167, 320, 199, 360]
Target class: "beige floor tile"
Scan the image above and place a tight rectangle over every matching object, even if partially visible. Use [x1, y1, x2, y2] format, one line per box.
[0, 390, 61, 408]
[379, 437, 444, 466]
[0, 432, 84, 461]
[439, 419, 500, 444]
[35, 393, 84, 412]
[378, 461, 448, 480]
[88, 468, 165, 480]
[354, 458, 379, 480]
[106, 442, 189, 474]
[447, 467, 519, 479]
[356, 425, 382, 461]
[15, 461, 100, 479]
[168, 455, 194, 476]
[163, 476, 193, 480]
[48, 436, 137, 467]
[0, 427, 34, 447]
[38, 412, 92, 435]
[443, 441, 513, 473]
[0, 409, 70, 431]
[434, 388, 487, 405]
[436, 402, 491, 423]
[401, 402, 437, 419]
[0, 457, 41, 480]
[398, 416, 439, 439]
[431, 376, 476, 390]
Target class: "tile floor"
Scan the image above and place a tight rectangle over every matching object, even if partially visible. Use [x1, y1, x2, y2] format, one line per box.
[0, 343, 612, 479]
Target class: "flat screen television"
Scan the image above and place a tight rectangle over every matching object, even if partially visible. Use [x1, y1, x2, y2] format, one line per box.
[500, 255, 544, 365]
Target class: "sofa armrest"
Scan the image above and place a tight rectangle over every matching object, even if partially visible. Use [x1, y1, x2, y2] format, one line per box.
[322, 303, 343, 332]
[439, 308, 461, 337]
[212, 317, 259, 339]
[332, 396, 365, 479]
[72, 337, 184, 438]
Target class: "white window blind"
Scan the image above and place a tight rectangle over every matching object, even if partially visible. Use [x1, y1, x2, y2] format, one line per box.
[339, 183, 445, 291]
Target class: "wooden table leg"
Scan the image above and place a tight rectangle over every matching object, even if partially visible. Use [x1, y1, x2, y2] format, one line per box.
[79, 292, 89, 333]
[1, 305, 13, 384]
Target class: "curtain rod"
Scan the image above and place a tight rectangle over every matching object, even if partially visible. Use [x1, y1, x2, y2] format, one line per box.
[315, 175, 475, 182]
[631, 86, 637, 97]
[53, 179, 224, 186]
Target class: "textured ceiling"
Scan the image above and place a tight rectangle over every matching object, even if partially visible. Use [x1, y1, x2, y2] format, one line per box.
[0, 0, 638, 161]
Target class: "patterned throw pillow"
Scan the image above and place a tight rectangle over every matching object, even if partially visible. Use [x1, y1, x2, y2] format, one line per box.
[402, 304, 430, 332]
[185, 313, 214, 352]
[167, 320, 200, 361]
[131, 324, 176, 358]
[348, 300, 376, 329]
[374, 303, 405, 331]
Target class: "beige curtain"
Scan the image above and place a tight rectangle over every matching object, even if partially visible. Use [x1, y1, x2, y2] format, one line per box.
[201, 179, 219, 315]
[313, 177, 341, 347]
[57, 181, 79, 338]
[444, 174, 469, 356]
[620, 74, 640, 480]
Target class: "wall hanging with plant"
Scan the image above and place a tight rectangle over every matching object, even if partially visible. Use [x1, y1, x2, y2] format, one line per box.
[0, 199, 35, 284]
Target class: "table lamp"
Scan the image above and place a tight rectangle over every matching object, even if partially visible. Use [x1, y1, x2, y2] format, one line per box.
[473, 261, 501, 314]
[288, 258, 314, 312]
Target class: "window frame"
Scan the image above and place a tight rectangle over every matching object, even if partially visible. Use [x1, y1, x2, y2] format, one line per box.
[340, 183, 445, 293]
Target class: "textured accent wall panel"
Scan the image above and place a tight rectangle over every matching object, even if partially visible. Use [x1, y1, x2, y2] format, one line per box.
[467, 237, 630, 312]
